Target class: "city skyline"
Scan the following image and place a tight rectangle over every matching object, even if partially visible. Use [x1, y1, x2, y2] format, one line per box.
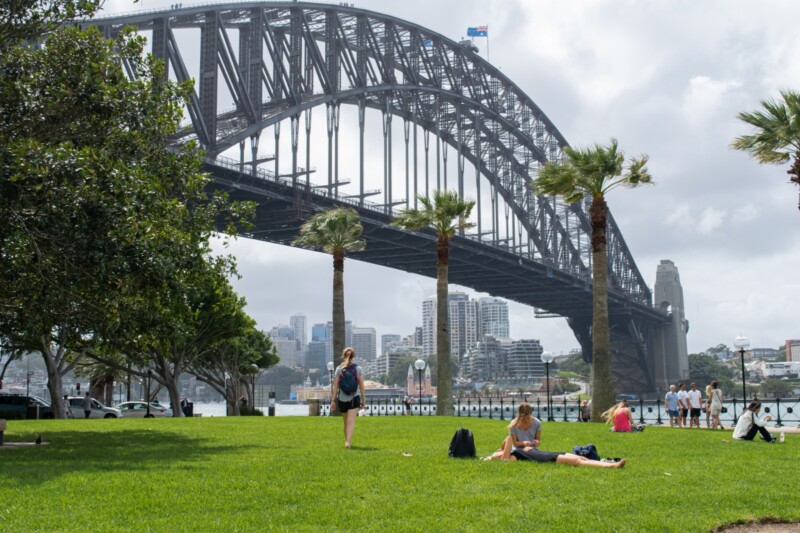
[101, 0, 800, 354]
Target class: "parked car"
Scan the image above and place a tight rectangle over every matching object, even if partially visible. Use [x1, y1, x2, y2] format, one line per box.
[0, 393, 55, 419]
[116, 401, 173, 418]
[67, 396, 123, 418]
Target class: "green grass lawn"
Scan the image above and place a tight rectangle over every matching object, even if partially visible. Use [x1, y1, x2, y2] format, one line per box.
[1, 416, 797, 532]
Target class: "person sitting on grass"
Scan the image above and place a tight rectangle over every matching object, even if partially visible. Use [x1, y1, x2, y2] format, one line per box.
[481, 435, 626, 468]
[602, 400, 634, 432]
[733, 401, 775, 442]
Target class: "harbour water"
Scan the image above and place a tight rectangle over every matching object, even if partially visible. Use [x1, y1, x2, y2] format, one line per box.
[192, 402, 309, 417]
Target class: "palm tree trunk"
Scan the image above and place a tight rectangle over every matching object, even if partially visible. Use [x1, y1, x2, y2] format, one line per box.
[332, 250, 345, 365]
[589, 196, 613, 422]
[436, 235, 453, 416]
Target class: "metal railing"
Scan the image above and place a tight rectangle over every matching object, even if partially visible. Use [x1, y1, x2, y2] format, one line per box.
[318, 395, 800, 427]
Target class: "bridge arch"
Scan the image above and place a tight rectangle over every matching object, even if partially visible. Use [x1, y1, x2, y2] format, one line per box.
[88, 2, 650, 299]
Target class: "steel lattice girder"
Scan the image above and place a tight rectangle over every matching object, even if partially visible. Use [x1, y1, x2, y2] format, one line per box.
[87, 2, 652, 306]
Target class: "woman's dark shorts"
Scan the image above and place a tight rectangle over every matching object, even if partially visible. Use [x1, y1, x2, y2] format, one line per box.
[337, 395, 362, 413]
[511, 449, 563, 463]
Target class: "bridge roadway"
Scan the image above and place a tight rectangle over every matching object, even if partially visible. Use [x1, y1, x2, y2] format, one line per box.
[207, 158, 668, 326]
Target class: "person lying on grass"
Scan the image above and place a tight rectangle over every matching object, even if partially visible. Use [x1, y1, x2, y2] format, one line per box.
[481, 402, 626, 467]
[480, 436, 626, 468]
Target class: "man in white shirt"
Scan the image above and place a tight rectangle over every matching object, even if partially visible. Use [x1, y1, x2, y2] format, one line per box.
[686, 382, 703, 429]
[676, 383, 689, 428]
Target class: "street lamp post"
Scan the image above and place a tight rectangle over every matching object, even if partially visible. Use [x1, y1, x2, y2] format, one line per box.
[145, 369, 152, 418]
[327, 361, 335, 399]
[734, 335, 750, 402]
[414, 359, 426, 412]
[250, 363, 259, 412]
[541, 351, 555, 422]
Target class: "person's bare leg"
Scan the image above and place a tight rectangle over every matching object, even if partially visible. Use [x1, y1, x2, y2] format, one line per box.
[557, 453, 626, 468]
[344, 409, 357, 448]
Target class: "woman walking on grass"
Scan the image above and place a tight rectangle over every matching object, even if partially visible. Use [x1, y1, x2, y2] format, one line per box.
[708, 380, 724, 430]
[330, 347, 366, 449]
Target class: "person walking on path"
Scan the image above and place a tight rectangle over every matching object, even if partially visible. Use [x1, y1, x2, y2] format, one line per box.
[708, 380, 725, 430]
[687, 383, 703, 429]
[733, 401, 775, 442]
[664, 385, 679, 428]
[676, 383, 689, 428]
[83, 392, 92, 419]
[331, 347, 366, 449]
[704, 384, 713, 428]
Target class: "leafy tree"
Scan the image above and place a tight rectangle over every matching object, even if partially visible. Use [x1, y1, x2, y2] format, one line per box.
[293, 208, 365, 367]
[260, 366, 306, 401]
[534, 139, 652, 421]
[393, 191, 475, 416]
[0, 27, 250, 417]
[0, 0, 100, 51]
[688, 354, 735, 393]
[191, 327, 278, 416]
[385, 356, 416, 388]
[759, 378, 794, 398]
[732, 90, 800, 212]
[558, 350, 591, 377]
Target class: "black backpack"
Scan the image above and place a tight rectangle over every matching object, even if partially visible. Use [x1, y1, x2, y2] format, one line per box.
[339, 364, 359, 395]
[448, 428, 476, 458]
[572, 443, 600, 461]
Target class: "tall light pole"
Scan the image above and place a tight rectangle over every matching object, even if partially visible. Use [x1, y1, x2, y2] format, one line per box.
[327, 361, 335, 400]
[145, 369, 152, 418]
[734, 335, 750, 402]
[541, 351, 555, 422]
[414, 358, 426, 411]
[250, 363, 259, 411]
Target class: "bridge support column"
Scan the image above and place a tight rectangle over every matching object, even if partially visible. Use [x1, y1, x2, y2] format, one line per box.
[653, 260, 689, 386]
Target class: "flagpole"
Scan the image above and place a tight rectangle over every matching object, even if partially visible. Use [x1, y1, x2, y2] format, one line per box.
[486, 25, 489, 62]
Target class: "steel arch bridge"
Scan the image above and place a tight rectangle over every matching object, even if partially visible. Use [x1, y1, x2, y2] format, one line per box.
[87, 2, 687, 394]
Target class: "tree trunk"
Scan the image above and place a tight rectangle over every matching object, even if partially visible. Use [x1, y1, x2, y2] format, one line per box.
[589, 196, 614, 422]
[436, 234, 453, 416]
[332, 249, 345, 365]
[790, 155, 800, 212]
[165, 378, 182, 417]
[42, 346, 65, 419]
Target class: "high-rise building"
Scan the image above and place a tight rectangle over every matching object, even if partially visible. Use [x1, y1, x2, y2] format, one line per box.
[270, 324, 295, 341]
[274, 338, 300, 368]
[325, 320, 353, 362]
[463, 335, 508, 382]
[479, 297, 509, 339]
[352, 327, 377, 361]
[305, 341, 327, 373]
[290, 314, 307, 347]
[422, 292, 479, 361]
[311, 323, 328, 342]
[507, 339, 544, 378]
[381, 334, 402, 355]
[787, 340, 800, 362]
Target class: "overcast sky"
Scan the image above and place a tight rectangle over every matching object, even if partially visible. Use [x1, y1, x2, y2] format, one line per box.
[103, 0, 800, 355]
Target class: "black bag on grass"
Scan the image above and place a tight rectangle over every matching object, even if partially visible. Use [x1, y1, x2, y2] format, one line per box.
[572, 443, 600, 461]
[449, 428, 476, 458]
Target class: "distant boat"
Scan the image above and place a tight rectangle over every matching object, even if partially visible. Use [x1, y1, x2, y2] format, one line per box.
[277, 400, 307, 405]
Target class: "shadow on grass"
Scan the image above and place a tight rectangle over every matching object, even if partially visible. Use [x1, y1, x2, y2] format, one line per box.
[1, 428, 248, 487]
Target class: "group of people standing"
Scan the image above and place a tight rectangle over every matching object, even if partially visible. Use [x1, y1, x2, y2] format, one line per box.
[664, 381, 724, 430]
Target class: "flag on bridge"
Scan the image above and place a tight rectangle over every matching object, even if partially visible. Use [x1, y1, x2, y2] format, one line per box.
[422, 38, 433, 48]
[467, 25, 488, 37]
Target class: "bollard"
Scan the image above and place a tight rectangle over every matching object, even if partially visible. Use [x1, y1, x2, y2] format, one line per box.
[0, 419, 6, 446]
[308, 399, 320, 416]
[268, 391, 276, 416]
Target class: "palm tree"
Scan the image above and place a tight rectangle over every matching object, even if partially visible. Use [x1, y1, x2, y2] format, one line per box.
[392, 190, 475, 416]
[534, 139, 652, 421]
[732, 89, 800, 212]
[293, 208, 365, 361]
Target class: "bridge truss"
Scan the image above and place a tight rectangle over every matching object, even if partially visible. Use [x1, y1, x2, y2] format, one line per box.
[88, 2, 671, 393]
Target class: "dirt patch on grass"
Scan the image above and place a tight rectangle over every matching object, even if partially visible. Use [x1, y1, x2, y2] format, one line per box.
[714, 518, 800, 532]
